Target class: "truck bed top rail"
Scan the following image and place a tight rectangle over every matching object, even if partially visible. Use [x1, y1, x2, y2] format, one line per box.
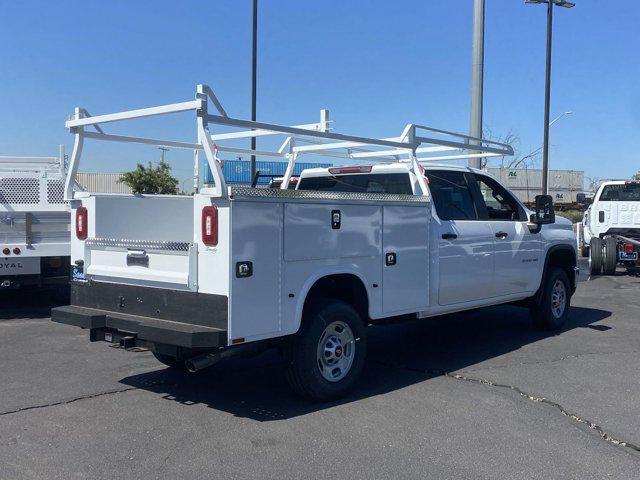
[64, 84, 514, 200]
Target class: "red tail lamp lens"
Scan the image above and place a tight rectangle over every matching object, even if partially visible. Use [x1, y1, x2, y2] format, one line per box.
[201, 206, 218, 246]
[76, 207, 88, 240]
[2, 248, 9, 255]
[624, 243, 635, 254]
[12, 248, 20, 255]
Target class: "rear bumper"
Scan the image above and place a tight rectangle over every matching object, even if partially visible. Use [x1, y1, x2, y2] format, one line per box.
[52, 281, 228, 348]
[51, 305, 227, 348]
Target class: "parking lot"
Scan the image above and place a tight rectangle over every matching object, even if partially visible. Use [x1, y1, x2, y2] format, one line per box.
[1, 259, 639, 479]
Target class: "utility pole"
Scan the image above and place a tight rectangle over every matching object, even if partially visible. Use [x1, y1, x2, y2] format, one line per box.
[469, 0, 485, 169]
[158, 146, 169, 163]
[250, 0, 258, 181]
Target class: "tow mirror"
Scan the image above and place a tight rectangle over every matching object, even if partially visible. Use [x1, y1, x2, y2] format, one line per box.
[531, 194, 555, 225]
[576, 192, 592, 206]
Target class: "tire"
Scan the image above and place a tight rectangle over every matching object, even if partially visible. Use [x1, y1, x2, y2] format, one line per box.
[531, 267, 572, 331]
[589, 237, 603, 275]
[153, 352, 187, 371]
[602, 236, 618, 275]
[285, 299, 367, 402]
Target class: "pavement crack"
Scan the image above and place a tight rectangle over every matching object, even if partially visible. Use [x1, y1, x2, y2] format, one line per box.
[372, 359, 640, 454]
[445, 372, 640, 454]
[0, 379, 167, 417]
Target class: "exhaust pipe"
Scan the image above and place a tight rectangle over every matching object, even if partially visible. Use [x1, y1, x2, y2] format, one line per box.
[184, 343, 265, 373]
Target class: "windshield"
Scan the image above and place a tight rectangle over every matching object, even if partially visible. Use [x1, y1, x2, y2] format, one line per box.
[599, 183, 640, 202]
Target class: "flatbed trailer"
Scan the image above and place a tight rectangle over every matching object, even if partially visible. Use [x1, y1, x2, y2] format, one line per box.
[0, 149, 73, 291]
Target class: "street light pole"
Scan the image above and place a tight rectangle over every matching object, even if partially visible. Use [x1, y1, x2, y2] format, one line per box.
[469, 0, 485, 169]
[250, 0, 258, 182]
[526, 0, 575, 194]
[541, 0, 554, 195]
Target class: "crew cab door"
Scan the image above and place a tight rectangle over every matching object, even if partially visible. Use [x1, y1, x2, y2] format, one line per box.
[428, 170, 494, 305]
[471, 174, 542, 296]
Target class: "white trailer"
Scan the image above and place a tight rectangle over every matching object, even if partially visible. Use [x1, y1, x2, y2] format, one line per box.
[52, 85, 578, 400]
[0, 149, 72, 291]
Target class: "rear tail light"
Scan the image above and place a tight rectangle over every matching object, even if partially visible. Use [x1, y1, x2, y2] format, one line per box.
[12, 247, 20, 255]
[76, 207, 88, 240]
[201, 206, 218, 246]
[2, 248, 9, 256]
[624, 243, 635, 254]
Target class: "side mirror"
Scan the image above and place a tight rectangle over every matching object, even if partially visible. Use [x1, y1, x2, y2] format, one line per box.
[531, 194, 555, 225]
[576, 193, 593, 206]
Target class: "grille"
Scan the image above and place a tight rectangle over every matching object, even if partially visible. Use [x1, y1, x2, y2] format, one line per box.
[47, 179, 65, 204]
[0, 178, 40, 204]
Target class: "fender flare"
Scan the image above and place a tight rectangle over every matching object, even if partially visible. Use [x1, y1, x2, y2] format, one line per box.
[536, 244, 578, 301]
[291, 268, 372, 335]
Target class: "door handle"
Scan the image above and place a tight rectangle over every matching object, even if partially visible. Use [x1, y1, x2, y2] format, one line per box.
[495, 231, 509, 239]
[441, 233, 458, 240]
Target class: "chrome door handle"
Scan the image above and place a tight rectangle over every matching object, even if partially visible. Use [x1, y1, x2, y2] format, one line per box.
[495, 231, 509, 239]
[441, 233, 458, 240]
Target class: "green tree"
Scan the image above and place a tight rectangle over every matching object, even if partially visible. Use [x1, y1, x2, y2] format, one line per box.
[633, 171, 640, 181]
[119, 160, 179, 194]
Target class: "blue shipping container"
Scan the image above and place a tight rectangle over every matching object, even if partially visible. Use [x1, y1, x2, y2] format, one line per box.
[204, 160, 332, 185]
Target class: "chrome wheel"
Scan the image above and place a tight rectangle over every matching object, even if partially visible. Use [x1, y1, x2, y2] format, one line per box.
[316, 321, 356, 382]
[551, 279, 567, 319]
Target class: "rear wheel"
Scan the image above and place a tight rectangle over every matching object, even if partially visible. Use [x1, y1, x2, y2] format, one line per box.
[152, 352, 186, 371]
[531, 268, 572, 330]
[602, 236, 618, 275]
[286, 299, 366, 401]
[589, 237, 603, 275]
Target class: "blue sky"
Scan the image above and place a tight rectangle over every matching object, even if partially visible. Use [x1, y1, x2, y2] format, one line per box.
[0, 0, 638, 188]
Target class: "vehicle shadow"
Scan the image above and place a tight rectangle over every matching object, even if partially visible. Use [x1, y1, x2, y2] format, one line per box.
[119, 305, 611, 421]
[0, 288, 69, 320]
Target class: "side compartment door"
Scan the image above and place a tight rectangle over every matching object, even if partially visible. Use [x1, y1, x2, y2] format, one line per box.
[427, 170, 495, 306]
[382, 204, 430, 314]
[471, 174, 543, 296]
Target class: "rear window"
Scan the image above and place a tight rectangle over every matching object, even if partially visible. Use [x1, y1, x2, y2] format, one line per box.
[599, 183, 640, 202]
[297, 173, 413, 194]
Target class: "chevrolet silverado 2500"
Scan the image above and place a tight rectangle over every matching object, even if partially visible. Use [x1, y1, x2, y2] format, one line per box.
[52, 85, 578, 400]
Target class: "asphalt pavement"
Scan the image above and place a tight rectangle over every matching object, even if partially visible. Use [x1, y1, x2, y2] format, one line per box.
[1, 259, 639, 479]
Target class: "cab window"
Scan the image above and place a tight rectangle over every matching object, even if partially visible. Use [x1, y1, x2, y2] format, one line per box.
[426, 170, 478, 220]
[297, 173, 412, 194]
[473, 174, 525, 221]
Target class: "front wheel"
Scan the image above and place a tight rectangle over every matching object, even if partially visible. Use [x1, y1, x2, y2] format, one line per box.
[531, 268, 572, 331]
[285, 299, 367, 401]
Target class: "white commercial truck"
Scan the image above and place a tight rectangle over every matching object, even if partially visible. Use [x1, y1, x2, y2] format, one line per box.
[579, 180, 640, 275]
[0, 150, 71, 292]
[52, 85, 579, 400]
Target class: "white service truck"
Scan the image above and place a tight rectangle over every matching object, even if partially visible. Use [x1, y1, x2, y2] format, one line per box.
[0, 151, 71, 292]
[52, 85, 579, 400]
[580, 180, 640, 275]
